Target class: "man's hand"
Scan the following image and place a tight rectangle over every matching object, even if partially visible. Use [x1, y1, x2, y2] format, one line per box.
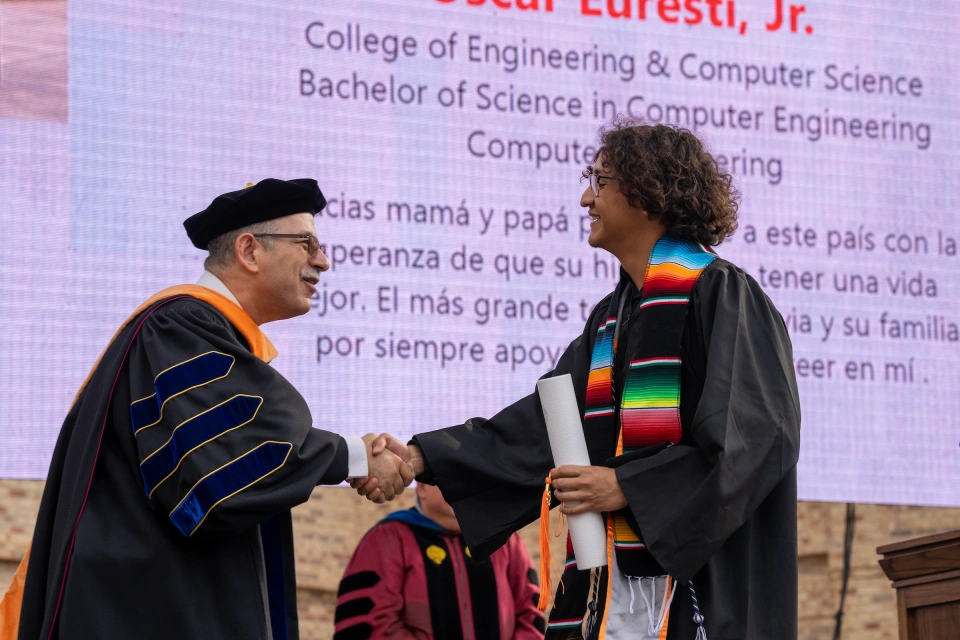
[353, 433, 414, 504]
[373, 433, 424, 476]
[349, 434, 419, 503]
[350, 434, 423, 503]
[552, 465, 628, 515]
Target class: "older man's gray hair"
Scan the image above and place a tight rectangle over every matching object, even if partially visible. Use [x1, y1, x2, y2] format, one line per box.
[203, 219, 279, 272]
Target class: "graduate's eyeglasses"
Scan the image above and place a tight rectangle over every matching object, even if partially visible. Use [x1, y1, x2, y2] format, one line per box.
[253, 233, 326, 257]
[584, 169, 618, 196]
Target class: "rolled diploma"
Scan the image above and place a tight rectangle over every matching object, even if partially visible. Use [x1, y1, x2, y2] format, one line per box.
[536, 374, 608, 569]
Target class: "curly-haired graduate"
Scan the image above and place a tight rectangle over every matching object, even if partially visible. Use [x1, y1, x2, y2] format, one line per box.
[362, 119, 801, 640]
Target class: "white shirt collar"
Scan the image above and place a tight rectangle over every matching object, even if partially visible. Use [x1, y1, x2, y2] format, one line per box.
[196, 270, 240, 306]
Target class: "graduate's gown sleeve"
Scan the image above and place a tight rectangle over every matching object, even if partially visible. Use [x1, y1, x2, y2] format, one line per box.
[123, 298, 349, 539]
[614, 262, 801, 582]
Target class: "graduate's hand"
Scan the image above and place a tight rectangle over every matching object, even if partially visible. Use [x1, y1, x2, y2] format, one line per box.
[371, 433, 424, 477]
[552, 465, 628, 515]
[351, 434, 417, 503]
[354, 433, 409, 503]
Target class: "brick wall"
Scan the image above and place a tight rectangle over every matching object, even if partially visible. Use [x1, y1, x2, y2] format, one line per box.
[1, 479, 957, 638]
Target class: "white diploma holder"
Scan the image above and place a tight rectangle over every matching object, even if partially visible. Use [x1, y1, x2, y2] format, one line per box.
[536, 374, 608, 570]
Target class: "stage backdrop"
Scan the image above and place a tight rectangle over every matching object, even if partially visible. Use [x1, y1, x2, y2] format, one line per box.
[1, 0, 957, 506]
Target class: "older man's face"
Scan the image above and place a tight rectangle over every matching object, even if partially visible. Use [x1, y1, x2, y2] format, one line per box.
[259, 212, 329, 320]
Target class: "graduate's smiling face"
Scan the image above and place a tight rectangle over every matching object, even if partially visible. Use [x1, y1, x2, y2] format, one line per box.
[580, 154, 650, 257]
[258, 212, 329, 320]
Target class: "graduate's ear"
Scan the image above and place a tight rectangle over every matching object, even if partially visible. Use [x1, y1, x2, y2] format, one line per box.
[641, 207, 667, 231]
[234, 233, 261, 274]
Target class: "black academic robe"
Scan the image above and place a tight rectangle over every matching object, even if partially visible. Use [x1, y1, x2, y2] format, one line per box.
[19, 293, 350, 640]
[413, 260, 801, 639]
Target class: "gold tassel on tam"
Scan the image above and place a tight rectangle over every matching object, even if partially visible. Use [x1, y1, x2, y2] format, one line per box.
[537, 472, 566, 611]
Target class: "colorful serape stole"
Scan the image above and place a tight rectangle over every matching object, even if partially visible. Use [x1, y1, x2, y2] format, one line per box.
[584, 316, 617, 420]
[545, 237, 714, 638]
[620, 238, 716, 451]
[582, 236, 716, 573]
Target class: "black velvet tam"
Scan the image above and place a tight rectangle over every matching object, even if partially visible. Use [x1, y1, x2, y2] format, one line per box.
[184, 178, 326, 249]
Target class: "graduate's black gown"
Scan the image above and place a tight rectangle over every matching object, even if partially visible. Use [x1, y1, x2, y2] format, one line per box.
[19, 296, 349, 640]
[414, 260, 802, 639]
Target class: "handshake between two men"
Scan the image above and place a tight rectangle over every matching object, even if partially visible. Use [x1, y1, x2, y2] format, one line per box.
[354, 433, 425, 502]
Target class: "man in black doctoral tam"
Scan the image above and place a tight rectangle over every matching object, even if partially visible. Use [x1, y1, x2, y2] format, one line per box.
[6, 178, 414, 640]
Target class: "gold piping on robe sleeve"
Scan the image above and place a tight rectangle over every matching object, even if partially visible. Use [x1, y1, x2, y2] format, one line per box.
[130, 351, 235, 436]
[141, 394, 264, 499]
[169, 440, 293, 537]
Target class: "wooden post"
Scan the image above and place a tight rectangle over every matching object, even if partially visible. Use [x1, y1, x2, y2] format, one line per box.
[877, 529, 960, 639]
